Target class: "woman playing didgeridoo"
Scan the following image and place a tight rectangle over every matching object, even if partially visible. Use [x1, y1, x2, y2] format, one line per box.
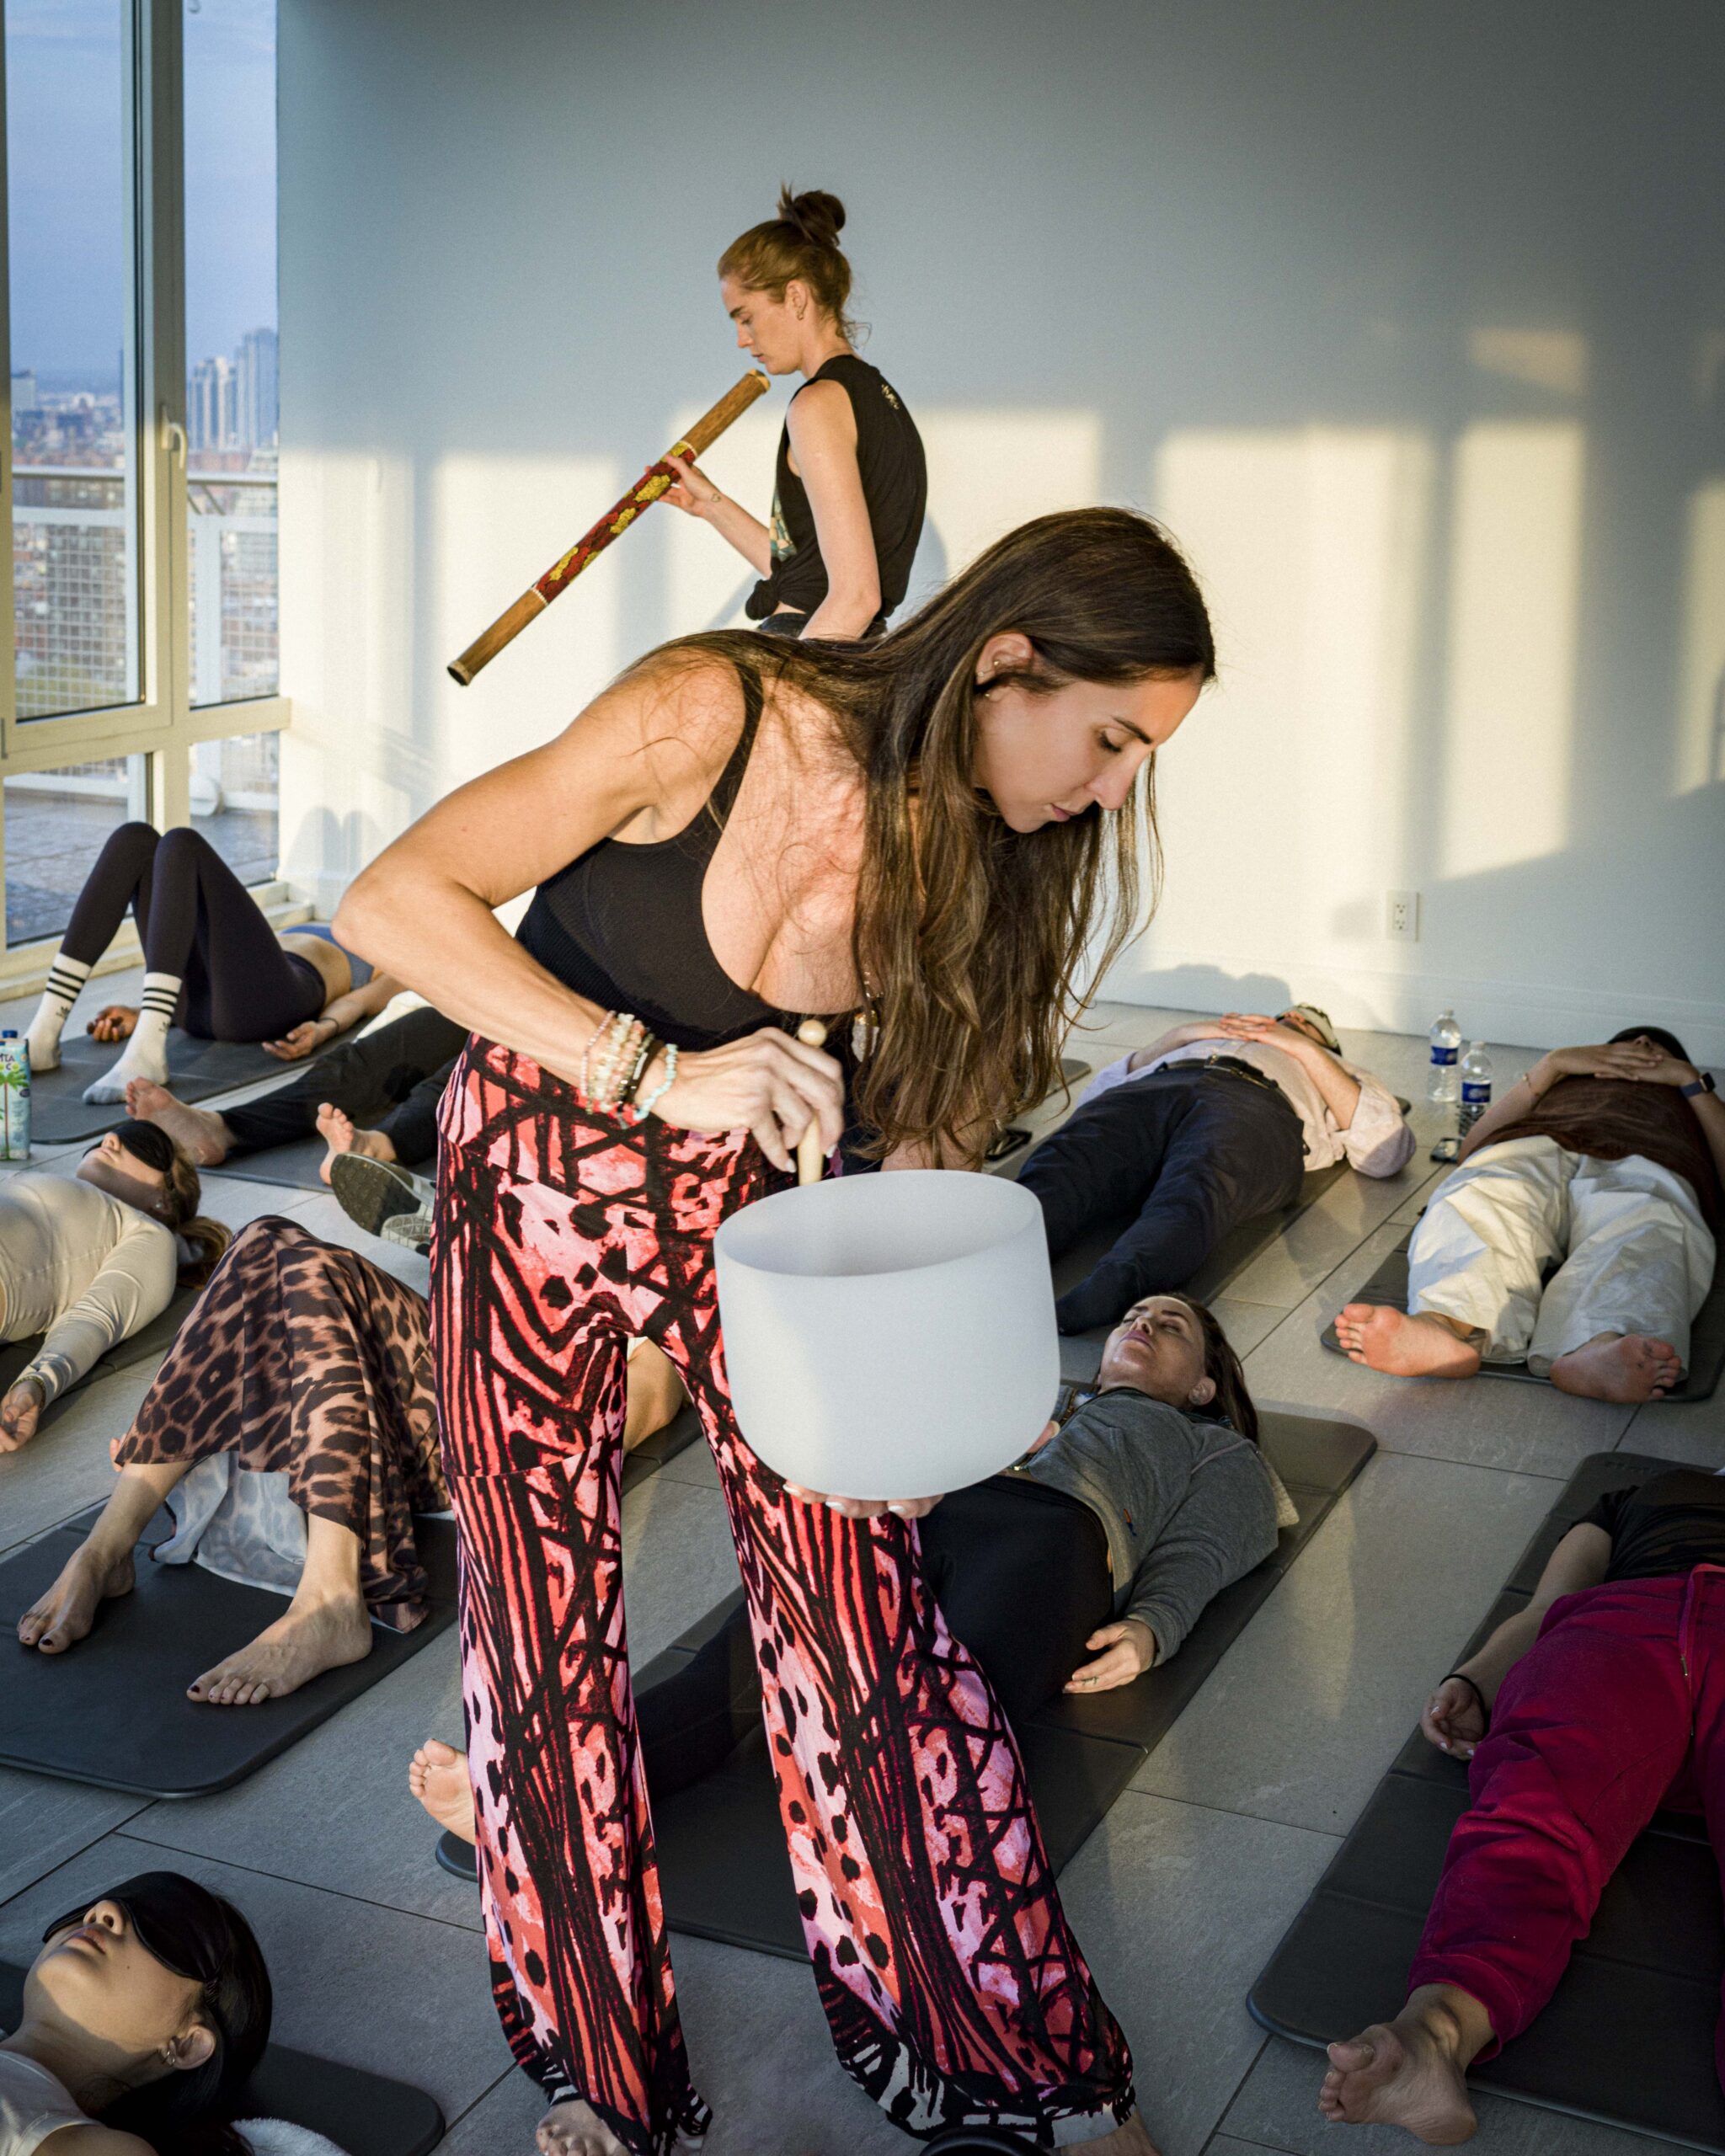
[336, 506, 1215, 2155]
[661, 186, 926, 643]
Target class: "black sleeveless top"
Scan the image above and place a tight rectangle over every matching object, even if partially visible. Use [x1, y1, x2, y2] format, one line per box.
[746, 355, 927, 626]
[517, 666, 842, 1054]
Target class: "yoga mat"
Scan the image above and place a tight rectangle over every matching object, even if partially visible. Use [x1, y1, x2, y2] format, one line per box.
[0, 1961, 444, 2156]
[1249, 1449, 1725, 2154]
[0, 1508, 460, 1799]
[215, 1134, 334, 1193]
[640, 1411, 1376, 1961]
[0, 1289, 195, 1431]
[26, 1028, 342, 1147]
[1049, 1162, 1348, 1385]
[1319, 1229, 1725, 1401]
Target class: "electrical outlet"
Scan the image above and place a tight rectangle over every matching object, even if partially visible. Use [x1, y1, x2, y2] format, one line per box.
[1385, 890, 1421, 942]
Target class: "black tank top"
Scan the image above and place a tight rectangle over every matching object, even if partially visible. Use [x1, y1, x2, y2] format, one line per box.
[746, 355, 927, 626]
[516, 665, 842, 1053]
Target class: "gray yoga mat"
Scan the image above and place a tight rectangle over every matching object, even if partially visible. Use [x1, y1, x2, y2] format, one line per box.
[25, 1027, 340, 1147]
[0, 1961, 444, 2156]
[1319, 1229, 1725, 1402]
[216, 1133, 335, 1192]
[0, 1505, 460, 1799]
[1049, 1161, 1348, 1385]
[1250, 1450, 1725, 2153]
[640, 1411, 1376, 1961]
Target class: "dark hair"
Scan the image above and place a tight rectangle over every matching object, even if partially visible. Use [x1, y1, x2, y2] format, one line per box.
[718, 185, 857, 341]
[1610, 1025, 1690, 1063]
[41, 1871, 272, 2156]
[112, 1120, 231, 1286]
[650, 507, 1215, 1163]
[1170, 1295, 1259, 1444]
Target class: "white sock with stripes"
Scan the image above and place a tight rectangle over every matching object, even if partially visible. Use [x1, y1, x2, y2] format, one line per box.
[82, 971, 180, 1104]
[24, 953, 93, 1072]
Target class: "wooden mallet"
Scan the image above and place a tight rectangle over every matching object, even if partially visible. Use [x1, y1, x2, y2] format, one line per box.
[797, 1019, 830, 1186]
[448, 367, 771, 686]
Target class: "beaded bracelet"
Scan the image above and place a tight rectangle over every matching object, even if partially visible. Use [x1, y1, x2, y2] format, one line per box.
[590, 1011, 638, 1110]
[577, 1007, 615, 1102]
[617, 1028, 658, 1108]
[628, 1041, 679, 1123]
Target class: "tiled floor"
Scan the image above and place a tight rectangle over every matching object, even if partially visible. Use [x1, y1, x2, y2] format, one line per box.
[2, 987, 1721, 2156]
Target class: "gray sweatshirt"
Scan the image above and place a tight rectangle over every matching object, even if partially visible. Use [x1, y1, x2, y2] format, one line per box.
[1012, 1389, 1279, 1662]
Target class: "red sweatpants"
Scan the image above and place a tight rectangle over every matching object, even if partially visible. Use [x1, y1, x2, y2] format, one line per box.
[1410, 1566, 1725, 2080]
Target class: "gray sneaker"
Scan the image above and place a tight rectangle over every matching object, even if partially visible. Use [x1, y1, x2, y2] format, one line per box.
[328, 1152, 433, 1251]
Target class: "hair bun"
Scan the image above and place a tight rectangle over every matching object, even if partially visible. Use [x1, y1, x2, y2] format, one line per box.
[777, 185, 846, 252]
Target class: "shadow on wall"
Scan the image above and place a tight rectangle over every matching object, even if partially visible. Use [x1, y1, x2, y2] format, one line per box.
[1085, 963, 1295, 1024]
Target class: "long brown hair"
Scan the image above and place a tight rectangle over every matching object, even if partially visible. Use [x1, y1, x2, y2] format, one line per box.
[159, 1144, 231, 1287]
[654, 506, 1215, 1162]
[718, 185, 857, 341]
[1172, 1294, 1259, 1444]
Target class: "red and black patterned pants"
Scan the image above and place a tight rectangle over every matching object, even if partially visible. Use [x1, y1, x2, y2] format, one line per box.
[433, 1038, 1135, 2152]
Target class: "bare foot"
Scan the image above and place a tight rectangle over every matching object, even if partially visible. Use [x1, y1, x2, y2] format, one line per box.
[1336, 1305, 1482, 1379]
[316, 1102, 395, 1186]
[536, 2100, 631, 2155]
[1551, 1331, 1684, 1403]
[1318, 2010, 1478, 2143]
[125, 1077, 232, 1166]
[189, 1590, 372, 1705]
[17, 1542, 135, 1652]
[409, 1737, 476, 1842]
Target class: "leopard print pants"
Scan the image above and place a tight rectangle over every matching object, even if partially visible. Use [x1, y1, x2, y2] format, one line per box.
[435, 1038, 1135, 2153]
[116, 1216, 446, 1627]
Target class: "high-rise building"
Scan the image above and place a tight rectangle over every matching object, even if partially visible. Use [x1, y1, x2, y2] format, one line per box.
[190, 354, 235, 451]
[10, 369, 39, 416]
[234, 327, 278, 450]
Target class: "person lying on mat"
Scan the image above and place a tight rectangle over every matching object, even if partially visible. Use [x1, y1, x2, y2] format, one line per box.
[21, 820, 405, 1105]
[1020, 1003, 1414, 1333]
[0, 1868, 271, 2156]
[1336, 1026, 1723, 1403]
[0, 1123, 228, 1454]
[14, 1217, 687, 1703]
[405, 1290, 1283, 1850]
[1319, 1464, 1725, 2143]
[123, 999, 464, 1246]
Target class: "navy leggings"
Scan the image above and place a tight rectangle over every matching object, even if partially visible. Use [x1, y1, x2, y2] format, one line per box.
[61, 821, 324, 1042]
[635, 1475, 1112, 1792]
[1017, 1065, 1308, 1332]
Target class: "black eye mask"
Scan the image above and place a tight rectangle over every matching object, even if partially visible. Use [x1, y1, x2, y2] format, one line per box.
[112, 1118, 177, 1177]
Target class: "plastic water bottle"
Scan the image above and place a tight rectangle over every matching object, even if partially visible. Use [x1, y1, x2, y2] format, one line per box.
[1428, 1008, 1461, 1102]
[0, 1028, 30, 1161]
[1458, 1042, 1493, 1137]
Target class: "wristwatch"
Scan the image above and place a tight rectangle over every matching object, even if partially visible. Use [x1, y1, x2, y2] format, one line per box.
[1682, 1071, 1717, 1099]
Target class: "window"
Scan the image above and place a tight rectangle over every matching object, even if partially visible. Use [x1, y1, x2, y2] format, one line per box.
[0, 1, 288, 975]
[7, 0, 142, 721]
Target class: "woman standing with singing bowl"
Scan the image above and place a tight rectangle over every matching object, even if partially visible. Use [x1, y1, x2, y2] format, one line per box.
[336, 506, 1214, 2156]
[661, 186, 927, 643]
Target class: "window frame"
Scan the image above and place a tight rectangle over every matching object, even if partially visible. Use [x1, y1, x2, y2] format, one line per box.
[0, 0, 288, 983]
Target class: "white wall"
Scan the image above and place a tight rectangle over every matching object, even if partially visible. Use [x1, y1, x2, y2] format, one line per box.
[278, 0, 1725, 1059]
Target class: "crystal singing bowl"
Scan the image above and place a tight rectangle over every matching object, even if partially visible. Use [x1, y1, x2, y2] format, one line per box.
[713, 1169, 1060, 1501]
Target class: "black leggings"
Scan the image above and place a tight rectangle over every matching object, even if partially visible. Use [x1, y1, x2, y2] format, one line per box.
[1017, 1065, 1308, 1334]
[220, 1005, 466, 1166]
[636, 1476, 1112, 1796]
[61, 822, 324, 1042]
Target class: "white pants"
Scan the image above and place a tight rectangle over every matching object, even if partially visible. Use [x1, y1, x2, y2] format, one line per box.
[1407, 1135, 1716, 1374]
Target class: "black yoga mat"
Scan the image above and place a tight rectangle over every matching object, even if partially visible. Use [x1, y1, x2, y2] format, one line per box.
[1319, 1229, 1725, 1401]
[1250, 1449, 1725, 2153]
[0, 1507, 459, 1799]
[0, 1289, 195, 1432]
[26, 1027, 339, 1147]
[215, 1133, 334, 1192]
[636, 1411, 1375, 1961]
[0, 1961, 444, 2156]
[1050, 1162, 1348, 1385]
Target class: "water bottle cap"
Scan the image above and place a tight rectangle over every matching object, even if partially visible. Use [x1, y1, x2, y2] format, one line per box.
[1469, 1040, 1487, 1050]
[0, 1029, 13, 1038]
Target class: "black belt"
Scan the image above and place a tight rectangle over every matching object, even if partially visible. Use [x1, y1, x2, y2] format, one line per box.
[1194, 1054, 1288, 1100]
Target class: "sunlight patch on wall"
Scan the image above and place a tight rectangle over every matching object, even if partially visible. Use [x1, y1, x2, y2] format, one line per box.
[1103, 425, 1431, 1002]
[1468, 327, 1589, 398]
[915, 410, 1103, 584]
[1676, 480, 1725, 795]
[432, 453, 622, 791]
[1438, 422, 1585, 880]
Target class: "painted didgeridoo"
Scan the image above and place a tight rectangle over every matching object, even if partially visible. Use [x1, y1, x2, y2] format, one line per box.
[448, 367, 771, 685]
